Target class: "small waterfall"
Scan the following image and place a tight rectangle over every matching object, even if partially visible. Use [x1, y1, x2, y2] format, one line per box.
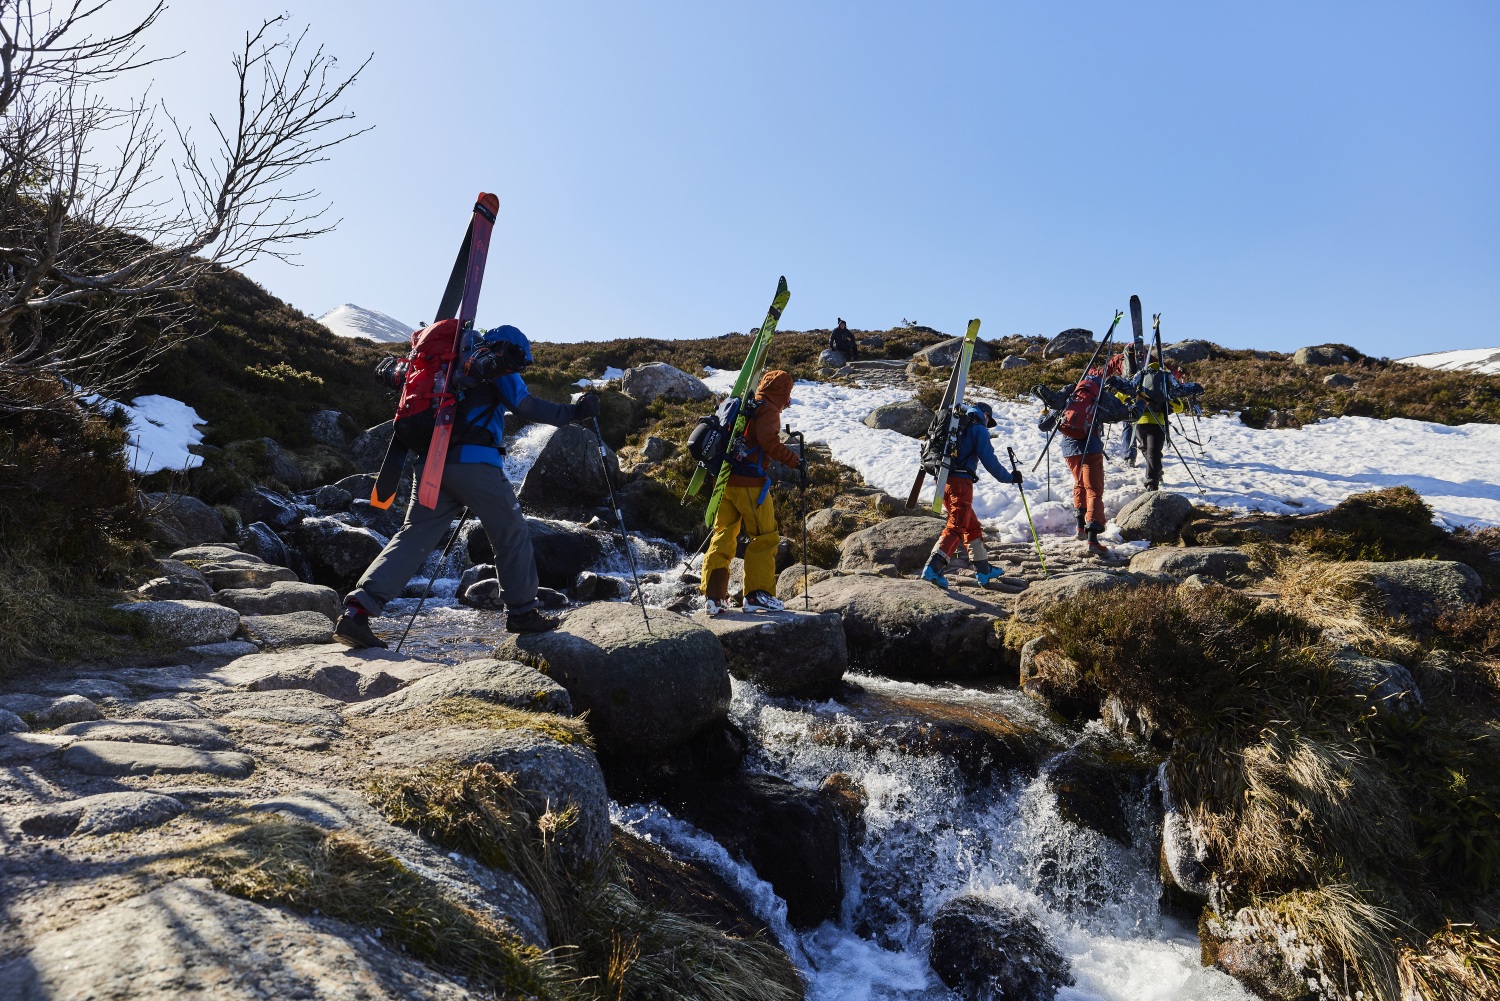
[620, 675, 1254, 1001]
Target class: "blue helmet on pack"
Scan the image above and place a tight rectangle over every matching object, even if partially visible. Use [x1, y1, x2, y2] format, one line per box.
[462, 324, 534, 382]
[476, 324, 534, 365]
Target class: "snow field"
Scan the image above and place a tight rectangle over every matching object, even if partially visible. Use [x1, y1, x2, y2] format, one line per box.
[702, 369, 1500, 538]
[1400, 346, 1500, 376]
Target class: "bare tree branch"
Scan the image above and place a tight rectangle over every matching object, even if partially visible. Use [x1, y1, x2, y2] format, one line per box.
[0, 3, 369, 416]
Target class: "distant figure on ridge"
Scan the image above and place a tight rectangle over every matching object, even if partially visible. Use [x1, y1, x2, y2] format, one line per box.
[829, 318, 859, 362]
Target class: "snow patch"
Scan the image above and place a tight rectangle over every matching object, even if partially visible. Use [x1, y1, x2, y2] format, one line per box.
[99, 394, 206, 475]
[702, 369, 1500, 535]
[575, 366, 625, 389]
[1400, 347, 1500, 376]
[318, 303, 415, 344]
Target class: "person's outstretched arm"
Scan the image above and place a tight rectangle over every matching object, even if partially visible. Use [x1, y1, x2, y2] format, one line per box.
[499, 375, 594, 426]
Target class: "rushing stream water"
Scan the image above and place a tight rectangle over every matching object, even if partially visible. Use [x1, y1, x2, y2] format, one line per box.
[372, 422, 1254, 999]
[614, 675, 1253, 1001]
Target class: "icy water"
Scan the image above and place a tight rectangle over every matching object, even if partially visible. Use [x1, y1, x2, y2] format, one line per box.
[618, 676, 1254, 1001]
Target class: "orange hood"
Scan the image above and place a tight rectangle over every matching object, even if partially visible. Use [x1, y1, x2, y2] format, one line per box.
[756, 369, 793, 409]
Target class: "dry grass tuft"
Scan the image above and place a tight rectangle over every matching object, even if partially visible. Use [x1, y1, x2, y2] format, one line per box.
[366, 762, 805, 1001]
[1268, 549, 1419, 659]
[171, 814, 562, 997]
[1398, 923, 1500, 1001]
[1234, 885, 1400, 1001]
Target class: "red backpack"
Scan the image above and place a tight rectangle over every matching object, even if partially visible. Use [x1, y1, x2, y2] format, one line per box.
[392, 319, 462, 453]
[1059, 372, 1103, 440]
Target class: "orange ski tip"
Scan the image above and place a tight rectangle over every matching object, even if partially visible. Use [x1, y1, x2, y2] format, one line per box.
[477, 192, 499, 213]
[368, 485, 396, 510]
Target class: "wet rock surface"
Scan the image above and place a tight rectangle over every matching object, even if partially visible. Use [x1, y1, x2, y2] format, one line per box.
[699, 609, 847, 698]
[664, 771, 845, 929]
[496, 603, 729, 758]
[806, 575, 1007, 677]
[928, 894, 1074, 1001]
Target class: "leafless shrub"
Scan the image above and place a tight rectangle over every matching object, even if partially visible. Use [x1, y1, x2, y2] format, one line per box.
[0, 2, 368, 414]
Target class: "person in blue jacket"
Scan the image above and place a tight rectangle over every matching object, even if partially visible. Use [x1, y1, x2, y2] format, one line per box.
[922, 401, 1023, 589]
[335, 325, 598, 647]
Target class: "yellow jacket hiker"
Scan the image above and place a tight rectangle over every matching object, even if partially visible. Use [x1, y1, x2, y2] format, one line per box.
[702, 370, 803, 614]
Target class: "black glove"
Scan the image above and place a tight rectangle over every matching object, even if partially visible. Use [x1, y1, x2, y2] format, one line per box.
[375, 355, 407, 391]
[1010, 469, 1024, 486]
[572, 391, 601, 423]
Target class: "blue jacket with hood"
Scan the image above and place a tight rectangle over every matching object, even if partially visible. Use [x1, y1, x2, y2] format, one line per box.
[451, 326, 576, 467]
[948, 404, 1009, 483]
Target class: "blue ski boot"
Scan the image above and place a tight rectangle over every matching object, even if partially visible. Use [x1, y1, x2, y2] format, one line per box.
[975, 564, 1005, 588]
[922, 553, 950, 590]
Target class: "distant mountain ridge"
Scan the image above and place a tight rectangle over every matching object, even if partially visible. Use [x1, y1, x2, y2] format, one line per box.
[1400, 347, 1500, 376]
[318, 303, 414, 344]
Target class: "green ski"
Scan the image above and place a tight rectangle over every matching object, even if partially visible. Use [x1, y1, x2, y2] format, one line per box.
[923, 319, 982, 514]
[689, 277, 790, 528]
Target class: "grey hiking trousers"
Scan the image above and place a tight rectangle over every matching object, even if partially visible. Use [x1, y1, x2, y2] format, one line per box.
[346, 459, 539, 616]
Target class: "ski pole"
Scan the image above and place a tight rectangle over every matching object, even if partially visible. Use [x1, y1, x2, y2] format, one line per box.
[1007, 447, 1048, 578]
[588, 415, 652, 634]
[1167, 434, 1206, 496]
[396, 507, 470, 654]
[787, 425, 810, 612]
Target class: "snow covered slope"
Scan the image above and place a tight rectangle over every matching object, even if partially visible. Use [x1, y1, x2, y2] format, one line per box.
[1400, 347, 1500, 376]
[317, 303, 414, 343]
[702, 370, 1500, 543]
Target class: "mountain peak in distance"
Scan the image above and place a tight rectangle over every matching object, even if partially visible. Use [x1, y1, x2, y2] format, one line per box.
[318, 303, 415, 344]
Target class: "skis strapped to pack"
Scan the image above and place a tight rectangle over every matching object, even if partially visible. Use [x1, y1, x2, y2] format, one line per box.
[925, 319, 981, 514]
[371, 194, 499, 510]
[696, 277, 791, 529]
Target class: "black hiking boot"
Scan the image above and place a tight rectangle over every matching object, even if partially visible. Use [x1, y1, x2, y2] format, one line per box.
[507, 608, 561, 634]
[333, 610, 387, 650]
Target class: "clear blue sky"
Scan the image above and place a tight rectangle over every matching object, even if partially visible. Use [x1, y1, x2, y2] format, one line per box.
[106, 1, 1497, 355]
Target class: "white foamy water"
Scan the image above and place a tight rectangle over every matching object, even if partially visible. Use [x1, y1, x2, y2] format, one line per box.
[620, 675, 1253, 1001]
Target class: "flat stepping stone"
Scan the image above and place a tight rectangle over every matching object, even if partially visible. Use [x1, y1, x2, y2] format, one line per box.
[199, 563, 299, 590]
[18, 791, 184, 838]
[62, 741, 254, 778]
[200, 690, 345, 713]
[53, 719, 234, 750]
[213, 580, 340, 621]
[0, 732, 71, 764]
[209, 644, 440, 703]
[84, 665, 227, 695]
[346, 659, 571, 718]
[0, 878, 474, 999]
[108, 599, 240, 647]
[129, 698, 208, 721]
[238, 611, 335, 650]
[224, 706, 344, 728]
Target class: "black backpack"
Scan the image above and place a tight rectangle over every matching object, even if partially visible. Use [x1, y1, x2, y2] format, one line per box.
[1141, 369, 1171, 410]
[686, 397, 745, 477]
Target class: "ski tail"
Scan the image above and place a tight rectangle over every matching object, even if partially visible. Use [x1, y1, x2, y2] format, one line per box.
[700, 277, 791, 528]
[1129, 294, 1144, 375]
[928, 319, 981, 514]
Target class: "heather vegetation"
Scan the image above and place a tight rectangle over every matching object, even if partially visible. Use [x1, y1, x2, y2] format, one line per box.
[1022, 487, 1500, 999]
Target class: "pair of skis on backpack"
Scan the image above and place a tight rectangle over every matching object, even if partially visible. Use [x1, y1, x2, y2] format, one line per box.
[902, 318, 1050, 586]
[370, 194, 499, 512]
